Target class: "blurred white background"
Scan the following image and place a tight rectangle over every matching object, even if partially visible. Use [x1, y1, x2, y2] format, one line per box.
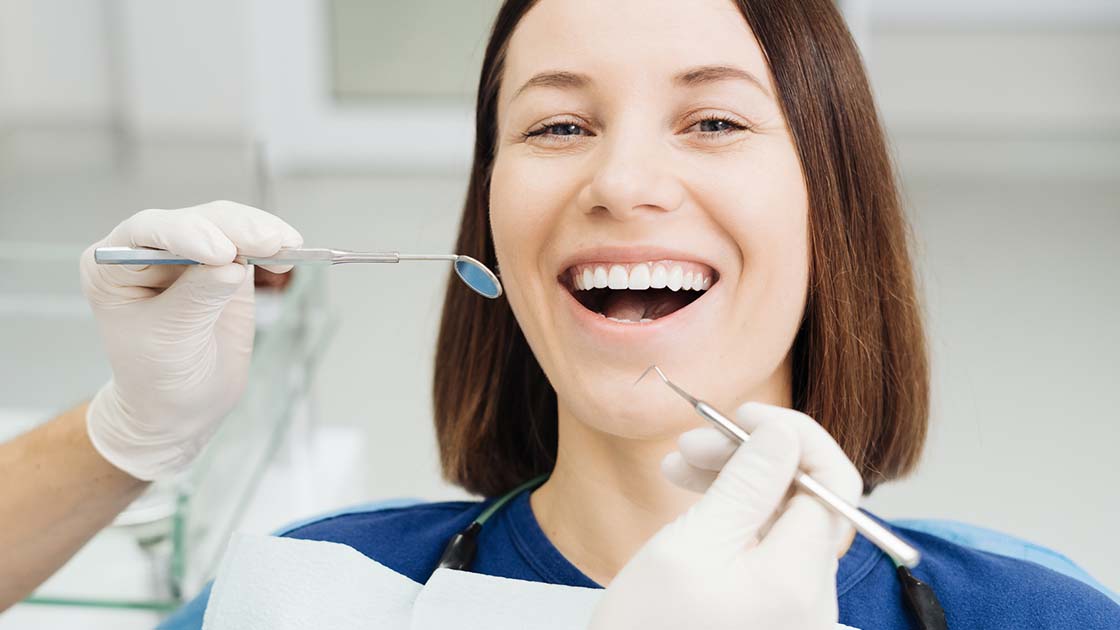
[1, 0, 1117, 626]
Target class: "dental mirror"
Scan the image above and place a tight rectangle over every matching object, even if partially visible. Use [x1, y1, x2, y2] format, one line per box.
[452, 256, 503, 299]
[94, 246, 504, 299]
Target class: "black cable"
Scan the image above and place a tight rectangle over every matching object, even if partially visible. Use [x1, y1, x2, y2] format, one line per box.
[436, 474, 549, 572]
[437, 522, 482, 571]
[896, 565, 948, 630]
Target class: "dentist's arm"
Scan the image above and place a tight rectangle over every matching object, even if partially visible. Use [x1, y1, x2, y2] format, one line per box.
[0, 401, 147, 610]
[0, 201, 302, 611]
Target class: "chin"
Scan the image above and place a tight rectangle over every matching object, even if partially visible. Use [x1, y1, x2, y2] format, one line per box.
[558, 379, 704, 442]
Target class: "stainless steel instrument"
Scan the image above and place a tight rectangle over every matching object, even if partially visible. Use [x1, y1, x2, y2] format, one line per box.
[94, 246, 503, 299]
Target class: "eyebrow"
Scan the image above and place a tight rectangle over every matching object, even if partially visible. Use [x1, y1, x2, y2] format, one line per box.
[510, 64, 770, 102]
[511, 71, 589, 100]
[673, 64, 770, 97]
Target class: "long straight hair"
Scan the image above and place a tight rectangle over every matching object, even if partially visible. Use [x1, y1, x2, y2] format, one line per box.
[433, 0, 929, 497]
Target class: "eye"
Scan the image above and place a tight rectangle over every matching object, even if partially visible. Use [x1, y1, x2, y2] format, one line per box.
[524, 119, 593, 142]
[698, 119, 739, 133]
[684, 115, 751, 138]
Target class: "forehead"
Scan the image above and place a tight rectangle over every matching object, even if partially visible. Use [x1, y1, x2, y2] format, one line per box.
[502, 0, 772, 99]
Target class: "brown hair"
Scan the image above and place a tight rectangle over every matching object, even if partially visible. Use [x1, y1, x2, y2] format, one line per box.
[433, 0, 928, 497]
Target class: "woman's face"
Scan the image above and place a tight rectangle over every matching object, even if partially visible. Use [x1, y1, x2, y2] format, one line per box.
[490, 0, 810, 439]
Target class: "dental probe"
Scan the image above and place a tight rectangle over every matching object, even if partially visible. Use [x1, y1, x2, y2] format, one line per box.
[637, 365, 921, 569]
[94, 246, 503, 299]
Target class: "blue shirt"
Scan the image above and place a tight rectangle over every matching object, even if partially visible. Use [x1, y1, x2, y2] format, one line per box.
[282, 489, 1120, 629]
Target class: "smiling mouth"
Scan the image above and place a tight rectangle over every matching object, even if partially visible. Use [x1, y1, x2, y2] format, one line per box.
[560, 260, 718, 323]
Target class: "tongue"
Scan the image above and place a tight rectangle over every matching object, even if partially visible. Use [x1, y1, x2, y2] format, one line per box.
[601, 290, 694, 321]
[602, 291, 648, 320]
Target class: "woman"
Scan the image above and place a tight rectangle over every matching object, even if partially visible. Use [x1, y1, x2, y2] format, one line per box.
[85, 0, 1118, 628]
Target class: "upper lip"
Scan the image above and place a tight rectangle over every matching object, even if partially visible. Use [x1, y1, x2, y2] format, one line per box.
[556, 245, 721, 280]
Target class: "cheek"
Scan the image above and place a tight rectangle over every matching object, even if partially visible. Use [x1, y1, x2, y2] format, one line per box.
[703, 143, 809, 288]
[490, 156, 547, 289]
[749, 171, 810, 361]
[750, 189, 810, 310]
[489, 153, 570, 338]
[704, 144, 810, 370]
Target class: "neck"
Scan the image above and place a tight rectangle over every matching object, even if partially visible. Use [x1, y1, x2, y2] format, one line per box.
[531, 357, 856, 585]
[530, 416, 696, 585]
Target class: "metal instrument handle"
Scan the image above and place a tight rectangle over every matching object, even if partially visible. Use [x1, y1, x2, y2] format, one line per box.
[93, 246, 400, 265]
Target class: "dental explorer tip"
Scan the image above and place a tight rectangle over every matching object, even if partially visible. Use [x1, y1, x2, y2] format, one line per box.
[634, 365, 671, 386]
[634, 365, 659, 386]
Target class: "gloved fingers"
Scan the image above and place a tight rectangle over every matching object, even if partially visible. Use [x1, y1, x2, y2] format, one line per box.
[685, 417, 801, 549]
[214, 263, 257, 352]
[156, 263, 250, 318]
[736, 404, 862, 562]
[253, 226, 303, 274]
[82, 246, 184, 292]
[757, 490, 851, 570]
[79, 246, 168, 306]
[88, 203, 303, 295]
[83, 210, 232, 296]
[735, 402, 863, 503]
[114, 207, 240, 265]
[677, 426, 737, 472]
[660, 451, 718, 494]
[191, 200, 304, 274]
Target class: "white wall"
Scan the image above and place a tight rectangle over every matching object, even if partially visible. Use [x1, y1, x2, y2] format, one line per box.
[0, 0, 250, 137]
[0, 0, 113, 125]
[871, 28, 1120, 135]
[870, 0, 1120, 24]
[115, 0, 250, 138]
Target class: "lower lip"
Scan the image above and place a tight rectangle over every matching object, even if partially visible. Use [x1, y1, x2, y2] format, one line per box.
[558, 281, 719, 340]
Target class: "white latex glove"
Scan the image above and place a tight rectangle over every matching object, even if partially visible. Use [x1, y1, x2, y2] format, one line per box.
[80, 201, 303, 481]
[588, 402, 863, 630]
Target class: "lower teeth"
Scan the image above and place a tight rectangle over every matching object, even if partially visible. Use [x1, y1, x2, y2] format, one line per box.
[606, 316, 654, 324]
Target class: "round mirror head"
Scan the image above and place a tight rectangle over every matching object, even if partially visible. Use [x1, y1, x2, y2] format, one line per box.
[454, 256, 503, 299]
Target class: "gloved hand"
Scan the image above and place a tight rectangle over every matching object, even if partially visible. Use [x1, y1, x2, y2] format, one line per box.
[588, 402, 863, 630]
[79, 201, 303, 481]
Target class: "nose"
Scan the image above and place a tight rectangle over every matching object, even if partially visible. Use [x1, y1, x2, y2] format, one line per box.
[577, 130, 685, 220]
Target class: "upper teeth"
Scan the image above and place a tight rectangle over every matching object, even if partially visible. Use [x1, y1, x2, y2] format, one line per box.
[569, 262, 714, 292]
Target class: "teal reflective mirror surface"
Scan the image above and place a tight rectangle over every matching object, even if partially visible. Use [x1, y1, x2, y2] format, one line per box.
[454, 256, 502, 299]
